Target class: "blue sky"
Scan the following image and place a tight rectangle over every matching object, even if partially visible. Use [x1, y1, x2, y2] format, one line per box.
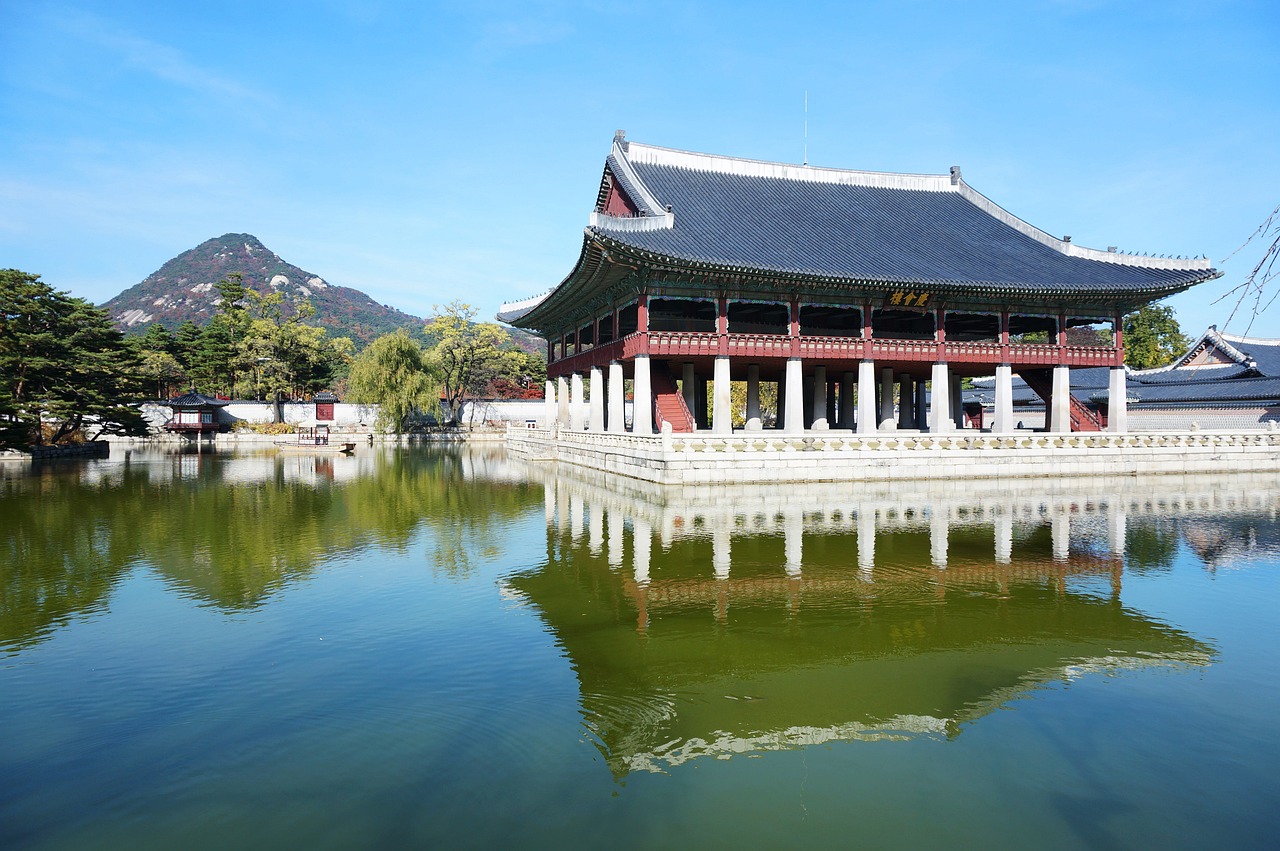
[2, 0, 1278, 337]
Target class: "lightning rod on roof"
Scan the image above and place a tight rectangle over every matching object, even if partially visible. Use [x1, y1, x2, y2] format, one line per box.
[803, 91, 809, 166]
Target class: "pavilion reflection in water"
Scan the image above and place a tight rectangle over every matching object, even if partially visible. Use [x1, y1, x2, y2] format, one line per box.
[504, 467, 1280, 776]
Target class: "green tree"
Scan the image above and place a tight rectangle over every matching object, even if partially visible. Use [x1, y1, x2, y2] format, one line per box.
[1123, 304, 1190, 369]
[128, 323, 186, 399]
[238, 291, 353, 404]
[424, 301, 510, 424]
[0, 269, 148, 447]
[347, 330, 439, 432]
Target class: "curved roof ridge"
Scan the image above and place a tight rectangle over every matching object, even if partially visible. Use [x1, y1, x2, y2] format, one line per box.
[625, 139, 954, 191]
[1219, 330, 1280, 346]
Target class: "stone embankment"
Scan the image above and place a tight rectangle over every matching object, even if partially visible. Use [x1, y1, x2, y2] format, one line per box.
[507, 426, 1280, 485]
[0, 442, 112, 462]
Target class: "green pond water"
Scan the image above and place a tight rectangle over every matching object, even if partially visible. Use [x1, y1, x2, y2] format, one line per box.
[2, 445, 1279, 849]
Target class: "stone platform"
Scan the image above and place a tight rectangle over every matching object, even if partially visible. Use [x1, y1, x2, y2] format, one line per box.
[505, 426, 1280, 485]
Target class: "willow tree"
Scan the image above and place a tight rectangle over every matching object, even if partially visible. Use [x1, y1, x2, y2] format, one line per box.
[347, 330, 439, 432]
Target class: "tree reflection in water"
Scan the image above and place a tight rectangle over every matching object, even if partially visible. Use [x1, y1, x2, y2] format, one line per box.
[0, 445, 539, 650]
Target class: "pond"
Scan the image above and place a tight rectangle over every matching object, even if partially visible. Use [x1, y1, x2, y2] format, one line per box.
[2, 445, 1278, 849]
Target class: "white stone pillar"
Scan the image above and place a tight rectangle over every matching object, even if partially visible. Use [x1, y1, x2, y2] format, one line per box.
[898, 374, 914, 429]
[745, 364, 762, 431]
[929, 362, 951, 433]
[931, 506, 949, 568]
[557, 376, 570, 428]
[570, 372, 585, 431]
[1108, 367, 1128, 433]
[995, 510, 1013, 564]
[857, 361, 877, 434]
[811, 365, 828, 430]
[632, 354, 652, 434]
[589, 366, 604, 432]
[608, 360, 624, 433]
[841, 371, 856, 431]
[784, 357, 805, 433]
[1050, 365, 1071, 433]
[712, 356, 732, 434]
[681, 362, 696, 417]
[544, 380, 557, 429]
[992, 364, 1014, 433]
[879, 367, 895, 429]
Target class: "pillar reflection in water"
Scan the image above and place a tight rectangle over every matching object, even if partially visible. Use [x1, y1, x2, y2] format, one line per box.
[588, 502, 603, 556]
[930, 508, 949, 568]
[784, 509, 803, 577]
[995, 510, 1013, 565]
[570, 493, 584, 544]
[857, 509, 875, 579]
[713, 521, 731, 580]
[607, 505, 623, 569]
[512, 464, 1274, 778]
[633, 516, 651, 586]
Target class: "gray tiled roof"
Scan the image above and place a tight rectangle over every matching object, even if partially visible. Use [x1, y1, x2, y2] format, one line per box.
[168, 392, 228, 407]
[592, 143, 1216, 296]
[973, 362, 1280, 407]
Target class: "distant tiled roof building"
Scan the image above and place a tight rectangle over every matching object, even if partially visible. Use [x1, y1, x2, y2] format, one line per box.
[502, 132, 1219, 435]
[971, 328, 1280, 429]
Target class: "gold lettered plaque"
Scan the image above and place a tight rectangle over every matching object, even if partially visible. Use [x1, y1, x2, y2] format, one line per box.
[883, 290, 932, 310]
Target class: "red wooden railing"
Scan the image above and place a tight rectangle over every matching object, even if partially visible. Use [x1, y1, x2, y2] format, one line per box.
[548, 331, 1119, 376]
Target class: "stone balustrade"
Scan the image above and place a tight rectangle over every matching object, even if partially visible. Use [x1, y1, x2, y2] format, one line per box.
[506, 425, 1280, 485]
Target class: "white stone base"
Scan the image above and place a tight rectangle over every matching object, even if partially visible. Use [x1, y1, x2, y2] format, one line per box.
[505, 427, 1280, 486]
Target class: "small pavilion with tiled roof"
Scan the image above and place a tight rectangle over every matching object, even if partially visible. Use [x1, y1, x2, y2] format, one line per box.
[165, 392, 228, 435]
[500, 132, 1219, 435]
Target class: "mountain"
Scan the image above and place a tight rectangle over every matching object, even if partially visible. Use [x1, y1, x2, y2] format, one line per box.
[102, 233, 427, 347]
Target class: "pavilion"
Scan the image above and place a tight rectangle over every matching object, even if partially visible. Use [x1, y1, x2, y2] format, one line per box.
[500, 132, 1219, 435]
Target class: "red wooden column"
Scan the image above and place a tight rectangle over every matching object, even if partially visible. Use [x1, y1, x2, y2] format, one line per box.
[861, 301, 874, 359]
[612, 306, 620, 343]
[1000, 311, 1011, 364]
[637, 294, 649, 355]
[1113, 313, 1125, 367]
[789, 299, 801, 357]
[935, 308, 947, 361]
[1057, 313, 1068, 364]
[717, 295, 729, 356]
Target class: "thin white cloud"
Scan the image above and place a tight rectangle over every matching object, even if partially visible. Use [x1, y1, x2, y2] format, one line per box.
[55, 11, 272, 106]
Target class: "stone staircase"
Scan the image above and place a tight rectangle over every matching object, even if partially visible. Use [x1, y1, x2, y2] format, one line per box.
[1018, 369, 1103, 432]
[652, 367, 696, 432]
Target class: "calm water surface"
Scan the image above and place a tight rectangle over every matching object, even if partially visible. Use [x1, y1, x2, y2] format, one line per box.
[2, 445, 1279, 849]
